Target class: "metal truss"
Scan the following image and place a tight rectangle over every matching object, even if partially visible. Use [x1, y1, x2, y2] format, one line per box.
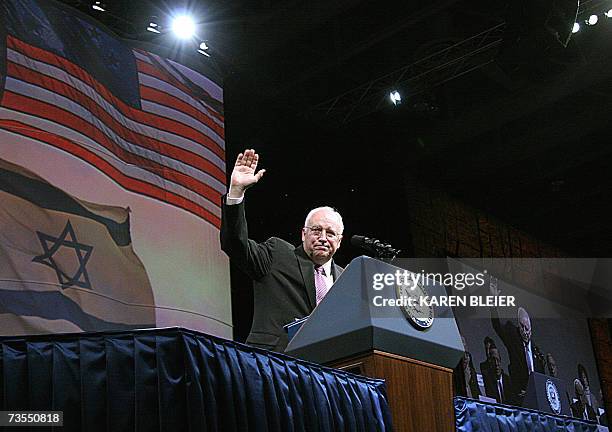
[310, 22, 506, 124]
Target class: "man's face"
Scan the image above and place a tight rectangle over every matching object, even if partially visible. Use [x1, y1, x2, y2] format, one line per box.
[519, 314, 531, 344]
[484, 340, 493, 358]
[579, 370, 589, 389]
[302, 209, 343, 265]
[490, 348, 502, 378]
[547, 356, 557, 377]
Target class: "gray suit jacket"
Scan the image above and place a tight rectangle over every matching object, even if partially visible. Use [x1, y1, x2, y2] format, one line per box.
[220, 198, 342, 352]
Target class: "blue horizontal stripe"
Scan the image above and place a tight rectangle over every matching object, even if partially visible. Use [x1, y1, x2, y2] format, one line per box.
[0, 289, 154, 332]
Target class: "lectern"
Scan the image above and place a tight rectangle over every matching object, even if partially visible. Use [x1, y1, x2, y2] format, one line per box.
[285, 256, 464, 432]
[523, 372, 571, 416]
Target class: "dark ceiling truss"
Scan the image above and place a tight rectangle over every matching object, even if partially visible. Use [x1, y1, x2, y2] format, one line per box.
[259, 0, 466, 99]
[309, 22, 506, 123]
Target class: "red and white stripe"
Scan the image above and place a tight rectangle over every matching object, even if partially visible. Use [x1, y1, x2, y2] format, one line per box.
[135, 49, 224, 124]
[0, 35, 226, 228]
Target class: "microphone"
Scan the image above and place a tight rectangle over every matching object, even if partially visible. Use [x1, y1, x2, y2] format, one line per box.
[350, 235, 400, 259]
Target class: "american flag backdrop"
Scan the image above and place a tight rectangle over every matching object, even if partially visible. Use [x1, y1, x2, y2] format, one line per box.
[0, 0, 225, 228]
[0, 0, 232, 337]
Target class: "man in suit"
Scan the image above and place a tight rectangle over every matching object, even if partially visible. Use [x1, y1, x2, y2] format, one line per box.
[571, 378, 597, 421]
[484, 346, 513, 404]
[479, 336, 495, 385]
[577, 363, 599, 420]
[490, 286, 545, 404]
[220, 149, 344, 352]
[454, 336, 481, 399]
[546, 353, 558, 378]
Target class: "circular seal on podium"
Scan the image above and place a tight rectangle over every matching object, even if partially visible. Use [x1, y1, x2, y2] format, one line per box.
[546, 379, 561, 414]
[395, 276, 434, 330]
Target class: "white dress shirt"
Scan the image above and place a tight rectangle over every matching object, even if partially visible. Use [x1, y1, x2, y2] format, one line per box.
[524, 341, 534, 373]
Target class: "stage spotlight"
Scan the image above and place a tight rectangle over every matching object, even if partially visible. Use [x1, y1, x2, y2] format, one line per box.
[91, 1, 105, 12]
[605, 9, 612, 18]
[572, 22, 580, 33]
[171, 15, 196, 39]
[147, 18, 161, 34]
[197, 41, 210, 56]
[389, 90, 401, 106]
[586, 14, 598, 25]
[147, 23, 161, 33]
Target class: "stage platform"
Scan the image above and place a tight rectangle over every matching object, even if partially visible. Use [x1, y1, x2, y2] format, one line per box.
[0, 327, 393, 431]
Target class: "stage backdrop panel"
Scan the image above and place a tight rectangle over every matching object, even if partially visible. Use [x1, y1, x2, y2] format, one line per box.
[0, 328, 393, 432]
[0, 0, 231, 337]
[448, 259, 607, 424]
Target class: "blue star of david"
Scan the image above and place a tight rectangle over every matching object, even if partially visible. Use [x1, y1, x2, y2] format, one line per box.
[32, 220, 93, 289]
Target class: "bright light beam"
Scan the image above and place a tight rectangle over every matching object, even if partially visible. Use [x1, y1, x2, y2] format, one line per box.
[586, 14, 598, 26]
[92, 1, 105, 12]
[172, 15, 196, 39]
[147, 22, 161, 34]
[389, 90, 401, 106]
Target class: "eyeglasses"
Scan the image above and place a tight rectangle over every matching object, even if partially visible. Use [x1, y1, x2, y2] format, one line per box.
[304, 225, 341, 240]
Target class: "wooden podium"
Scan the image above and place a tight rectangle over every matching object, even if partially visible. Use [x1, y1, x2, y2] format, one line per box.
[285, 257, 463, 432]
[330, 351, 454, 431]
